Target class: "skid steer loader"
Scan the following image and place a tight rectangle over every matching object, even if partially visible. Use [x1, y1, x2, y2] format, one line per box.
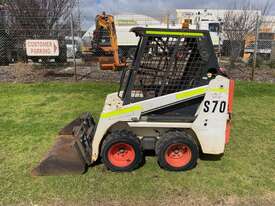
[32, 27, 235, 176]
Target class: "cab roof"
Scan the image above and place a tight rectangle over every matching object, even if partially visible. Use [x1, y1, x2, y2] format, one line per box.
[130, 27, 209, 38]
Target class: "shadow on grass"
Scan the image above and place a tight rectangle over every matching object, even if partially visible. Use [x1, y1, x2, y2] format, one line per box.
[199, 153, 224, 161]
[83, 150, 223, 175]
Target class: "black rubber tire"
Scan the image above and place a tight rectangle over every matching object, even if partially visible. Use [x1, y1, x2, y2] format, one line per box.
[156, 130, 199, 171]
[32, 57, 39, 63]
[75, 51, 82, 59]
[101, 130, 143, 172]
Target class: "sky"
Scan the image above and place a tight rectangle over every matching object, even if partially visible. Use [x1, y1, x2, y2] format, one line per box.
[80, 0, 275, 28]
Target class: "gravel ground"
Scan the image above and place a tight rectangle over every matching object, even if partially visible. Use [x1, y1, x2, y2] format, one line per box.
[0, 62, 121, 83]
[0, 61, 274, 83]
[220, 59, 275, 83]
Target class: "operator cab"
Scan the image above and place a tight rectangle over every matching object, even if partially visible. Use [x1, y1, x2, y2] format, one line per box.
[119, 27, 223, 105]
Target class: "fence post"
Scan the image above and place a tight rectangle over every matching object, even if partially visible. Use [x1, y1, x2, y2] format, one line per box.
[77, 0, 81, 37]
[218, 27, 222, 63]
[70, 13, 77, 82]
[252, 14, 259, 81]
[166, 14, 170, 29]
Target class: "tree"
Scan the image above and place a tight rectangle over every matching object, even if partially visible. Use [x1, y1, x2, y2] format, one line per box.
[5, 0, 76, 39]
[223, 0, 273, 69]
[2, 0, 76, 61]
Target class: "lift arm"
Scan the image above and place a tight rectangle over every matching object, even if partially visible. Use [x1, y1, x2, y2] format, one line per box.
[94, 13, 125, 70]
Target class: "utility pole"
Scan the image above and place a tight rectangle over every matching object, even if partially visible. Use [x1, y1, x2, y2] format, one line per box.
[252, 14, 259, 81]
[167, 13, 170, 29]
[77, 0, 81, 37]
[71, 13, 77, 81]
[218, 25, 222, 63]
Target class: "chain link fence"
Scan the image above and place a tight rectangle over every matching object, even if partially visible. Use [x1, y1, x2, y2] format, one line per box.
[0, 5, 274, 82]
[213, 21, 275, 63]
[0, 8, 78, 64]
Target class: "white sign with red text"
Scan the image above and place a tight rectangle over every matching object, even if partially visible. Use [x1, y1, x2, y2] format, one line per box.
[26, 40, 59, 56]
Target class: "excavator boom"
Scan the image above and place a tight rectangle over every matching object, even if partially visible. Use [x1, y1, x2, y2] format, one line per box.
[92, 12, 126, 70]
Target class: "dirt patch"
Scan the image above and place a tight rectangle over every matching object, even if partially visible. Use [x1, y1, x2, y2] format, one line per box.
[0, 60, 274, 83]
[6, 193, 275, 206]
[229, 68, 275, 83]
[220, 59, 275, 83]
[0, 62, 122, 83]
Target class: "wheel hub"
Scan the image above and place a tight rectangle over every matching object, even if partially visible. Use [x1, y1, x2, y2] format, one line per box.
[165, 144, 192, 168]
[108, 143, 136, 167]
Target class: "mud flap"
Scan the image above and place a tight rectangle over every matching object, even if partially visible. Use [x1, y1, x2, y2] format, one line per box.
[32, 113, 96, 176]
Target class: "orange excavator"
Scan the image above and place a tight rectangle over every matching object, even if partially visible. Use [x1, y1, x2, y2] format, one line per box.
[88, 12, 127, 70]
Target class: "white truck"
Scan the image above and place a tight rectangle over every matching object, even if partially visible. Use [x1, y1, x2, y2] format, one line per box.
[82, 14, 179, 60]
[65, 36, 83, 59]
[82, 13, 222, 60]
[185, 12, 222, 48]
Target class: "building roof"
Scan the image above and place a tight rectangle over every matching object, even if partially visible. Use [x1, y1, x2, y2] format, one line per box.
[82, 13, 162, 38]
[176, 9, 261, 20]
[114, 14, 161, 26]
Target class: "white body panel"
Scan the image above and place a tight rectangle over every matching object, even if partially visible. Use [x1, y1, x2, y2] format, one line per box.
[192, 77, 230, 154]
[128, 122, 193, 128]
[91, 76, 231, 161]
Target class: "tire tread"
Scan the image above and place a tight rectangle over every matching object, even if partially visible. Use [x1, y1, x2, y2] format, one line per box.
[101, 130, 142, 172]
[156, 130, 199, 171]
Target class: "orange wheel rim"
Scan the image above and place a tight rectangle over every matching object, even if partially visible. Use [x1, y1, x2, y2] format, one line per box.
[165, 144, 192, 168]
[107, 143, 135, 167]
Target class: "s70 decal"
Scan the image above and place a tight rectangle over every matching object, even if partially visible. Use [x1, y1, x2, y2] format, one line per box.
[203, 100, 226, 113]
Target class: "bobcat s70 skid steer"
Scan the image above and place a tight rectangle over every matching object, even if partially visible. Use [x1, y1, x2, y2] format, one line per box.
[32, 27, 235, 176]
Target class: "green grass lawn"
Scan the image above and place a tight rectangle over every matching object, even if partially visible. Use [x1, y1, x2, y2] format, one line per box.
[0, 81, 275, 206]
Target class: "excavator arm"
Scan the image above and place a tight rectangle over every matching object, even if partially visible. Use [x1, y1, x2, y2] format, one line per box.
[94, 13, 126, 70]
